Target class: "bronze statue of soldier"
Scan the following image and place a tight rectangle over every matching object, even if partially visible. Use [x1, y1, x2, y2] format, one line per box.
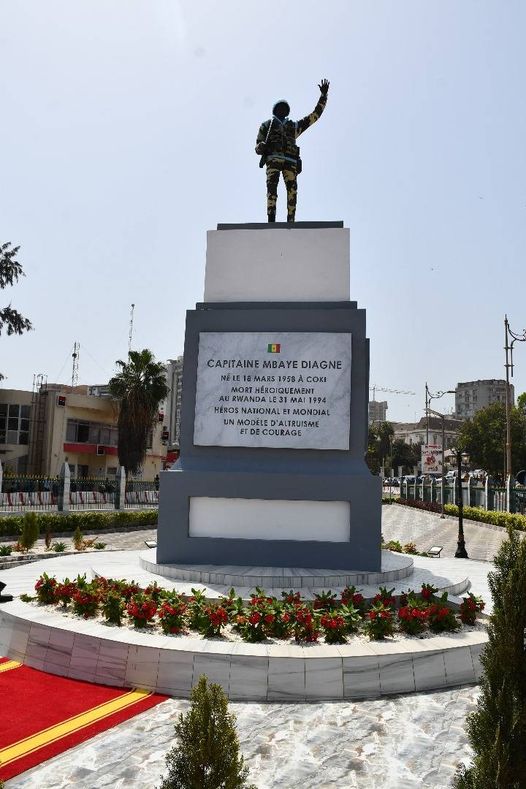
[255, 79, 330, 223]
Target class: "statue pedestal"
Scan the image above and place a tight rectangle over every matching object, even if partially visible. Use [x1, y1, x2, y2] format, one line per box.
[157, 222, 381, 571]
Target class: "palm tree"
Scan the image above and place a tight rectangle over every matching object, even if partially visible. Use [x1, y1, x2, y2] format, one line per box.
[109, 349, 169, 474]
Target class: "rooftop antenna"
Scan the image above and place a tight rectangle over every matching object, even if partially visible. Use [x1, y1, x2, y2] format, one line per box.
[128, 303, 135, 355]
[71, 342, 80, 387]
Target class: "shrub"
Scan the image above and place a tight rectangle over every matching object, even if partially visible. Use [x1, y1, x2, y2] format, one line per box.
[364, 603, 395, 640]
[102, 591, 125, 626]
[52, 541, 67, 552]
[54, 579, 77, 608]
[397, 498, 526, 532]
[0, 544, 12, 556]
[34, 572, 57, 604]
[19, 512, 39, 552]
[455, 530, 526, 788]
[159, 675, 255, 789]
[200, 604, 229, 638]
[44, 522, 53, 550]
[19, 593, 34, 602]
[94, 541, 106, 550]
[0, 509, 158, 538]
[459, 593, 485, 625]
[427, 595, 460, 634]
[292, 606, 320, 643]
[398, 603, 428, 636]
[158, 598, 188, 635]
[71, 586, 99, 618]
[320, 611, 348, 644]
[73, 526, 84, 551]
[126, 594, 157, 628]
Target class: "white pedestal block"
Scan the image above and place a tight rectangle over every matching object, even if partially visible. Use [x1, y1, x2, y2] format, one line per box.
[189, 497, 351, 542]
[204, 226, 350, 302]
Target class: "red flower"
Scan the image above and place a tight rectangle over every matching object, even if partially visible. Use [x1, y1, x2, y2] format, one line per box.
[249, 611, 261, 625]
[264, 614, 274, 624]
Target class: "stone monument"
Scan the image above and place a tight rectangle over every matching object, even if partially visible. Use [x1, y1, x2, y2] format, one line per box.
[157, 221, 382, 571]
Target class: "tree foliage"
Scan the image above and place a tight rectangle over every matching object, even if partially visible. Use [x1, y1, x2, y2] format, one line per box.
[0, 242, 33, 379]
[391, 438, 422, 474]
[457, 402, 526, 477]
[159, 675, 255, 789]
[366, 421, 394, 473]
[454, 529, 526, 788]
[108, 349, 169, 475]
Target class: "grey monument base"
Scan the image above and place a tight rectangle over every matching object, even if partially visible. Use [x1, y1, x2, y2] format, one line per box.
[156, 467, 381, 571]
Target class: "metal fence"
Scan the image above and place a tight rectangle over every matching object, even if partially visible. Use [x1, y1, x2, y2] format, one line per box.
[0, 474, 159, 513]
[399, 478, 525, 514]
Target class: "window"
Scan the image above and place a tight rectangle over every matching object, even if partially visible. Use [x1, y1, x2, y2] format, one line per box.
[77, 423, 90, 442]
[66, 419, 118, 445]
[0, 403, 32, 446]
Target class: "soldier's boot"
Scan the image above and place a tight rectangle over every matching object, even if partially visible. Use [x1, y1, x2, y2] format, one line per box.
[268, 211, 276, 223]
[287, 212, 295, 223]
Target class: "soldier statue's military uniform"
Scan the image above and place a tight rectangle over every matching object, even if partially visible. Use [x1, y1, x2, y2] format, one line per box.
[255, 79, 329, 222]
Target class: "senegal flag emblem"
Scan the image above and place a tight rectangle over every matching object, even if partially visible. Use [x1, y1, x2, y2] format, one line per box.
[267, 343, 281, 353]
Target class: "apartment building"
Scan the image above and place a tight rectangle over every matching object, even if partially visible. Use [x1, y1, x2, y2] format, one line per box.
[455, 379, 514, 420]
[368, 400, 388, 425]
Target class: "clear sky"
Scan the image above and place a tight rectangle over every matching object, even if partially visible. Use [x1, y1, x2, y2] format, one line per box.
[1, 1, 525, 422]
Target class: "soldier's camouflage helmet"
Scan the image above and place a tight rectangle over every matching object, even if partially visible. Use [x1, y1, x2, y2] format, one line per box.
[272, 99, 290, 116]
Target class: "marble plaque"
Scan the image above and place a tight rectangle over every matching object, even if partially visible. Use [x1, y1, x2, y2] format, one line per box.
[193, 331, 351, 450]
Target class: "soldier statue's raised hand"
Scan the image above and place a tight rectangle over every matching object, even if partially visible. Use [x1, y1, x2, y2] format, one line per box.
[255, 79, 329, 223]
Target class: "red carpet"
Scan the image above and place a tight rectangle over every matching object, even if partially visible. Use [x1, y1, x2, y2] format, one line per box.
[0, 657, 167, 780]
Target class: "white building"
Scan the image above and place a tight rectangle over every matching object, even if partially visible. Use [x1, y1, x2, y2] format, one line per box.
[393, 416, 462, 449]
[455, 379, 513, 420]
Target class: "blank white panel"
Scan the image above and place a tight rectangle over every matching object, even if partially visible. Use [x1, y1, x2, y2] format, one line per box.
[189, 497, 350, 542]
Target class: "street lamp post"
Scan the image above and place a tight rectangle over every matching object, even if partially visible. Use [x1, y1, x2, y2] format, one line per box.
[504, 316, 526, 481]
[455, 449, 469, 559]
[428, 408, 447, 518]
[425, 384, 456, 446]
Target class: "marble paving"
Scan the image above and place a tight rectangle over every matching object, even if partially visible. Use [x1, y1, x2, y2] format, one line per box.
[7, 685, 479, 788]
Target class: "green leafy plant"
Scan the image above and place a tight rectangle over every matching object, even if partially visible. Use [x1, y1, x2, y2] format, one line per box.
[19, 593, 34, 602]
[94, 541, 106, 550]
[19, 511, 39, 552]
[34, 572, 57, 604]
[102, 591, 125, 626]
[54, 579, 77, 608]
[427, 594, 460, 633]
[126, 593, 157, 628]
[159, 675, 255, 789]
[0, 544, 12, 556]
[71, 585, 99, 618]
[459, 593, 485, 626]
[363, 602, 395, 640]
[52, 541, 67, 553]
[319, 610, 348, 644]
[200, 604, 229, 638]
[158, 598, 188, 635]
[398, 601, 429, 635]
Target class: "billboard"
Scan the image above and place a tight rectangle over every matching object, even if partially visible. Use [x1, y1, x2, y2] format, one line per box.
[422, 444, 443, 474]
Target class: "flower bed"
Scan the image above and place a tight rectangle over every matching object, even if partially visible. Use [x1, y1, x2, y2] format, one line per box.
[26, 574, 485, 645]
